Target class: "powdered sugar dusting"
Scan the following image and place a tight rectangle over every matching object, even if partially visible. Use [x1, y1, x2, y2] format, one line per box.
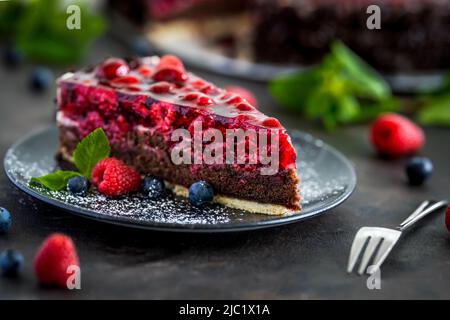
[4, 128, 356, 228]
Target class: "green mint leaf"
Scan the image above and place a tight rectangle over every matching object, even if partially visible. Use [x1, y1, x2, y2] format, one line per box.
[331, 41, 391, 100]
[73, 128, 110, 180]
[30, 171, 81, 191]
[418, 94, 450, 125]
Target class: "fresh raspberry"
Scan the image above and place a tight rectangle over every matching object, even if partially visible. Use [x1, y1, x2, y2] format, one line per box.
[153, 55, 187, 83]
[34, 234, 79, 288]
[445, 206, 450, 232]
[96, 58, 129, 80]
[226, 86, 258, 107]
[370, 113, 425, 157]
[92, 158, 141, 197]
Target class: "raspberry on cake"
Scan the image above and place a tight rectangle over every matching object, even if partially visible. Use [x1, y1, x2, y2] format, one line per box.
[56, 55, 300, 215]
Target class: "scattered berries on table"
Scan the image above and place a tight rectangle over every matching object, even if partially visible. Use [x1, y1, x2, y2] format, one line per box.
[445, 206, 450, 232]
[67, 176, 90, 196]
[370, 113, 424, 158]
[34, 233, 79, 288]
[0, 250, 24, 277]
[0, 207, 12, 234]
[188, 181, 214, 206]
[29, 66, 53, 92]
[92, 158, 141, 197]
[406, 157, 433, 185]
[226, 85, 258, 107]
[2, 45, 24, 68]
[142, 176, 166, 200]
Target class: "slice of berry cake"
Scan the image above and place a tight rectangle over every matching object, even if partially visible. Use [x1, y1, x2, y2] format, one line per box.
[56, 55, 300, 215]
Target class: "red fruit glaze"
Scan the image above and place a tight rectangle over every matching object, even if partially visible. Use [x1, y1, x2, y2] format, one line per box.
[57, 55, 298, 172]
[34, 233, 79, 288]
[371, 113, 425, 157]
[96, 58, 129, 80]
[92, 158, 141, 197]
[153, 55, 188, 83]
[226, 86, 258, 107]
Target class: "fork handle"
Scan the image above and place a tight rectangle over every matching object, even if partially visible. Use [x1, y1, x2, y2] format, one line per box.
[399, 200, 448, 231]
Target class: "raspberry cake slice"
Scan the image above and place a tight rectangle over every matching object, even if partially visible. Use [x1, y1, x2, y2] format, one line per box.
[56, 55, 300, 215]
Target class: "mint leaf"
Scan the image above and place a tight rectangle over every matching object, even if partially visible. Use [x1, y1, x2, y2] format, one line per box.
[418, 94, 450, 125]
[73, 128, 110, 180]
[269, 41, 399, 130]
[30, 171, 81, 191]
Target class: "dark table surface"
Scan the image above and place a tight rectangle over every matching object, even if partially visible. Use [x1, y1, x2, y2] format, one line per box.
[0, 36, 449, 300]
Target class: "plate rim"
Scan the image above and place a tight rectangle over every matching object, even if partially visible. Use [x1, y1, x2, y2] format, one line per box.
[4, 126, 357, 233]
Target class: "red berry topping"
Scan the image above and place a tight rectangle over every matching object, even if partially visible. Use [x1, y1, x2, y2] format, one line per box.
[445, 206, 450, 232]
[34, 234, 79, 288]
[371, 113, 425, 157]
[236, 103, 254, 111]
[138, 66, 152, 77]
[96, 58, 129, 80]
[184, 92, 199, 101]
[262, 117, 282, 128]
[226, 86, 258, 107]
[111, 75, 140, 85]
[197, 95, 213, 107]
[92, 158, 141, 197]
[149, 81, 173, 94]
[227, 96, 244, 105]
[153, 55, 187, 83]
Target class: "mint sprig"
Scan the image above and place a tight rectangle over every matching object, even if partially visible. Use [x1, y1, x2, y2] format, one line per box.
[269, 41, 399, 130]
[73, 127, 111, 179]
[31, 128, 111, 191]
[31, 171, 82, 191]
[417, 74, 450, 126]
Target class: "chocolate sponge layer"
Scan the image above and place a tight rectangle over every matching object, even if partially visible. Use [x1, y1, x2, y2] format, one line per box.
[58, 123, 301, 211]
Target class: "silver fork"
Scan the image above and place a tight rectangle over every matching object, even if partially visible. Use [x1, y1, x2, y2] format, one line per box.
[347, 200, 448, 275]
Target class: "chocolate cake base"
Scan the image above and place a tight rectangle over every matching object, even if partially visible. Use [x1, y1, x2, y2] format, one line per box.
[57, 120, 301, 215]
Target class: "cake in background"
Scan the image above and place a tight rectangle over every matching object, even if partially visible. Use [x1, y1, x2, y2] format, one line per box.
[109, 0, 450, 73]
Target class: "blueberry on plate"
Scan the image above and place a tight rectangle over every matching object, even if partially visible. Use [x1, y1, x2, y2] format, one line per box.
[0, 250, 24, 277]
[142, 176, 166, 200]
[188, 181, 214, 206]
[29, 66, 53, 92]
[0, 207, 12, 234]
[2, 45, 24, 68]
[67, 176, 90, 196]
[406, 157, 433, 185]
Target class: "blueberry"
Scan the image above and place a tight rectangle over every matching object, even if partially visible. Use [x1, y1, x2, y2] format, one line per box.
[0, 207, 12, 234]
[130, 37, 152, 56]
[2, 46, 24, 68]
[142, 176, 165, 200]
[0, 250, 24, 277]
[188, 181, 214, 206]
[29, 66, 53, 92]
[67, 176, 90, 196]
[406, 157, 433, 185]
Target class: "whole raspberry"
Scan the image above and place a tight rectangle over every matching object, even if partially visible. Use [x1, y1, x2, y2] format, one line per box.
[370, 113, 424, 157]
[226, 86, 258, 107]
[92, 158, 141, 197]
[445, 206, 450, 232]
[34, 234, 79, 288]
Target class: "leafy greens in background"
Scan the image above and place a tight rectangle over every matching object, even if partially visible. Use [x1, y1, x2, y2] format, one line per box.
[0, 0, 105, 65]
[418, 74, 450, 126]
[269, 41, 400, 130]
[31, 128, 110, 191]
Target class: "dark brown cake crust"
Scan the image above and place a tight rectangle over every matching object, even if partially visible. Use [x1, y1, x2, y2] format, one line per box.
[58, 123, 301, 210]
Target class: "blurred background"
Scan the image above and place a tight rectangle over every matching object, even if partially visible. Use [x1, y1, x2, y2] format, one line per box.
[1, 0, 450, 133]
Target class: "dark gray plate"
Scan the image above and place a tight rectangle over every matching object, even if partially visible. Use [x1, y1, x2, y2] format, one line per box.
[4, 127, 356, 232]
